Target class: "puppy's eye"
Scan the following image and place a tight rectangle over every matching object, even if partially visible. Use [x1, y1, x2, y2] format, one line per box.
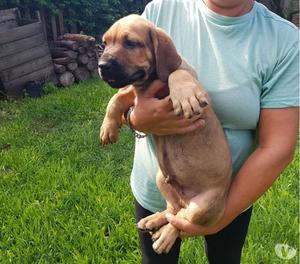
[124, 39, 142, 49]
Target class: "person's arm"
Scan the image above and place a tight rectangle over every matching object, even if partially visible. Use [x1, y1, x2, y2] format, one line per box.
[165, 107, 299, 236]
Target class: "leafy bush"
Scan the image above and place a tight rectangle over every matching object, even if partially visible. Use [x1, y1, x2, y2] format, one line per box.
[0, 0, 150, 36]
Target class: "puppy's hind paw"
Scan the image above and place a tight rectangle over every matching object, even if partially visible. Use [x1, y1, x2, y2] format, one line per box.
[152, 223, 179, 254]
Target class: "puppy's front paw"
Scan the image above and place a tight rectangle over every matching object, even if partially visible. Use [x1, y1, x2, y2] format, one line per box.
[100, 119, 120, 145]
[137, 211, 168, 232]
[169, 71, 209, 119]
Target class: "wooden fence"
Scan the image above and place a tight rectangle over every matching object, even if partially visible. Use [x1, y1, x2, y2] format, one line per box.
[0, 8, 56, 99]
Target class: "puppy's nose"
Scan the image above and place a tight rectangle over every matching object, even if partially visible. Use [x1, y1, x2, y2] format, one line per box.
[98, 61, 113, 71]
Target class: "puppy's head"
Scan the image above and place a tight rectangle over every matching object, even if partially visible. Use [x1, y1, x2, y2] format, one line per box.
[99, 14, 181, 89]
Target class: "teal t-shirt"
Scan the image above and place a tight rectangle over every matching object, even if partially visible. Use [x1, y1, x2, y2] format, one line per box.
[131, 0, 299, 213]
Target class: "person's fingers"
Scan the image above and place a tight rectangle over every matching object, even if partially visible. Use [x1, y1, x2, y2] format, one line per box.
[165, 213, 192, 232]
[143, 80, 167, 98]
[152, 118, 205, 135]
[158, 96, 174, 111]
[189, 114, 203, 123]
[176, 119, 206, 134]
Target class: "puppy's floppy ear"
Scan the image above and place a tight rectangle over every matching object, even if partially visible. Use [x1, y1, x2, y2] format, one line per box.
[149, 27, 182, 82]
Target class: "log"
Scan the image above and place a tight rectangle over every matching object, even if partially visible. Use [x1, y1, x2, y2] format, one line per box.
[53, 57, 75, 65]
[77, 54, 89, 65]
[67, 62, 78, 71]
[78, 46, 86, 54]
[50, 46, 68, 52]
[59, 71, 75, 87]
[86, 59, 98, 71]
[81, 41, 90, 48]
[73, 67, 90, 81]
[87, 49, 96, 57]
[58, 33, 95, 43]
[54, 64, 66, 74]
[53, 40, 79, 50]
[51, 49, 78, 59]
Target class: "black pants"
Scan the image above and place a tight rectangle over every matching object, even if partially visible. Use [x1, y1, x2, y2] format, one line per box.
[134, 199, 252, 264]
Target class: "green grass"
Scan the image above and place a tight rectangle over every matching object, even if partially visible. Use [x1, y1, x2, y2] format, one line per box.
[0, 79, 298, 263]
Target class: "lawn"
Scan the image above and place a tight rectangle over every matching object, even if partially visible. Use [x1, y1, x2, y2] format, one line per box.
[0, 79, 298, 263]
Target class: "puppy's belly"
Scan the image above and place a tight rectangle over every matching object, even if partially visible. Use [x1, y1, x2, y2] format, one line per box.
[154, 120, 232, 198]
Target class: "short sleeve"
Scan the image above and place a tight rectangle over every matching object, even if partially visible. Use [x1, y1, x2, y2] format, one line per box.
[141, 1, 157, 22]
[141, 1, 160, 24]
[260, 42, 299, 108]
[141, 4, 150, 20]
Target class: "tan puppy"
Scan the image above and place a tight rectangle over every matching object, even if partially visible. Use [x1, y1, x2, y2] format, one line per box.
[99, 15, 232, 254]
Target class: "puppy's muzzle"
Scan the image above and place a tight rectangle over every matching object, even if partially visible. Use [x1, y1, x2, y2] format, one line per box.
[99, 58, 146, 89]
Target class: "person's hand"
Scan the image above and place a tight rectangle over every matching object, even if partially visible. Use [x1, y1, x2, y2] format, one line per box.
[165, 213, 226, 237]
[130, 80, 205, 135]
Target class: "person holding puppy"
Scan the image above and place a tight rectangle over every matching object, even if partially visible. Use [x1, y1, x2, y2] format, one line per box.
[124, 0, 299, 263]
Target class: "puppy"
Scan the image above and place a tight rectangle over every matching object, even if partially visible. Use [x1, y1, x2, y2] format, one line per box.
[99, 15, 232, 254]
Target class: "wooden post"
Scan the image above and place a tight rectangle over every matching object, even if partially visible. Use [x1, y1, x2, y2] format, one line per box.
[36, 10, 47, 40]
[58, 11, 64, 36]
[24, 8, 31, 20]
[16, 8, 21, 25]
[51, 15, 57, 41]
[36, 11, 41, 21]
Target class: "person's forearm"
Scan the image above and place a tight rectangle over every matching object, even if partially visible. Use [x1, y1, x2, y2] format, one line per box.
[164, 145, 296, 236]
[221, 146, 295, 227]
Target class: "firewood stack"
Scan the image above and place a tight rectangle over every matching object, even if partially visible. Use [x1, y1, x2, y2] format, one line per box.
[50, 33, 100, 87]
